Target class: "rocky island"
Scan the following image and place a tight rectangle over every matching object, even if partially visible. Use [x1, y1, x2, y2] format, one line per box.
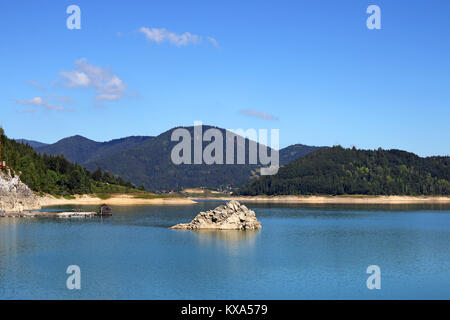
[0, 170, 39, 213]
[171, 200, 261, 230]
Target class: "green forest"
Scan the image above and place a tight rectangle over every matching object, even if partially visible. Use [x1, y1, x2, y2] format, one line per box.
[1, 128, 140, 196]
[235, 146, 450, 196]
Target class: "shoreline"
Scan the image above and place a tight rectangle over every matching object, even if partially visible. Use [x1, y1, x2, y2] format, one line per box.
[2, 194, 449, 216]
[38, 194, 196, 207]
[192, 195, 450, 204]
[36, 194, 450, 207]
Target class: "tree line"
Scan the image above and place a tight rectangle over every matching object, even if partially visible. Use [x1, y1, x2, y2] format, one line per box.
[1, 131, 140, 196]
[235, 146, 450, 196]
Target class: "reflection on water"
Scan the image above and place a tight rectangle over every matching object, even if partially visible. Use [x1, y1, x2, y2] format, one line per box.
[193, 230, 258, 242]
[242, 201, 450, 212]
[0, 202, 450, 299]
[192, 230, 259, 252]
[0, 218, 19, 256]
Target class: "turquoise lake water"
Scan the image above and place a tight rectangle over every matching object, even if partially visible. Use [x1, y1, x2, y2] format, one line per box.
[1, 202, 450, 299]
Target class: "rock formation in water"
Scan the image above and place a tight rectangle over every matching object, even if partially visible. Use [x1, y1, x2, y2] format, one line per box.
[0, 170, 40, 213]
[171, 200, 261, 230]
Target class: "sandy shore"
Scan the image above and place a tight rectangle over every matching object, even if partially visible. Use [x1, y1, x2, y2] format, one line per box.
[35, 194, 450, 207]
[198, 195, 450, 204]
[39, 194, 196, 206]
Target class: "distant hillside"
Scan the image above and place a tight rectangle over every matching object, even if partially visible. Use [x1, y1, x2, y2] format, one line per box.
[36, 135, 153, 165]
[279, 144, 326, 165]
[15, 139, 48, 149]
[84, 126, 273, 191]
[235, 146, 450, 196]
[2, 130, 139, 196]
[24, 126, 324, 191]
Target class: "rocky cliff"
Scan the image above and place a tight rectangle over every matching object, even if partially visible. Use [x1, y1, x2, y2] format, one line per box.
[171, 200, 261, 230]
[0, 170, 40, 213]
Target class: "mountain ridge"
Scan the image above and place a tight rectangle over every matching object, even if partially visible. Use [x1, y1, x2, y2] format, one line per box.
[14, 139, 49, 149]
[36, 135, 154, 165]
[19, 125, 325, 191]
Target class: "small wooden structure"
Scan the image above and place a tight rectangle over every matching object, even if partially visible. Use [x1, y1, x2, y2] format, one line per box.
[97, 204, 113, 216]
[0, 127, 9, 169]
[0, 127, 3, 169]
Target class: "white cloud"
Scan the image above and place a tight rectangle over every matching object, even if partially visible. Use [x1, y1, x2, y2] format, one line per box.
[207, 37, 220, 49]
[60, 70, 90, 87]
[139, 27, 203, 47]
[129, 91, 142, 98]
[95, 93, 122, 101]
[20, 109, 37, 114]
[14, 96, 69, 112]
[59, 58, 127, 102]
[240, 109, 279, 120]
[26, 80, 48, 90]
[15, 97, 45, 106]
[44, 94, 74, 104]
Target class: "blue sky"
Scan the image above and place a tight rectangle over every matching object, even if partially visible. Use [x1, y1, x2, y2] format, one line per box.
[1, 0, 449, 156]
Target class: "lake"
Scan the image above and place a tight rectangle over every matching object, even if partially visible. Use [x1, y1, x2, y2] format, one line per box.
[1, 202, 450, 299]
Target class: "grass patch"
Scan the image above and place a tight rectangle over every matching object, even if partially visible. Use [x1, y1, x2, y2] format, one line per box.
[132, 193, 183, 199]
[184, 193, 229, 198]
[95, 193, 112, 200]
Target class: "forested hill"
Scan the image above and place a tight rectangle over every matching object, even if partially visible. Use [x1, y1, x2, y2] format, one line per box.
[36, 135, 153, 165]
[235, 147, 450, 196]
[1, 130, 139, 196]
[22, 126, 324, 191]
